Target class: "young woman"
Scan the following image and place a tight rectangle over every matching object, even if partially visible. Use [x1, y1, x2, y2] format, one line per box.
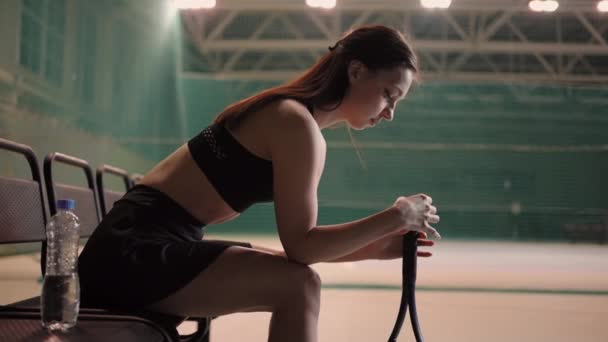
[78, 24, 441, 342]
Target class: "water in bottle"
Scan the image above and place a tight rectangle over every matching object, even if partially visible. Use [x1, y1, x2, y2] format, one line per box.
[41, 199, 81, 331]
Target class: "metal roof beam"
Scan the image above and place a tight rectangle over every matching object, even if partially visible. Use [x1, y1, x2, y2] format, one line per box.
[182, 70, 608, 84]
[199, 39, 608, 55]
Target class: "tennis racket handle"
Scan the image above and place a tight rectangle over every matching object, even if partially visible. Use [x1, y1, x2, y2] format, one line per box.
[403, 231, 419, 282]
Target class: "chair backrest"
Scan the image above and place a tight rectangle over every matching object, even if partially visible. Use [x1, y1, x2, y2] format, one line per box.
[1, 144, 195, 341]
[0, 138, 47, 245]
[96, 164, 131, 216]
[43, 152, 101, 238]
[131, 173, 144, 186]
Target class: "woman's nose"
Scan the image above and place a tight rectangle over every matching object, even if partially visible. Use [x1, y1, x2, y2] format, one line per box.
[381, 107, 394, 121]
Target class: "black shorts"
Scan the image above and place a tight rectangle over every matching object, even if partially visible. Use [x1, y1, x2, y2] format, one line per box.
[78, 184, 251, 310]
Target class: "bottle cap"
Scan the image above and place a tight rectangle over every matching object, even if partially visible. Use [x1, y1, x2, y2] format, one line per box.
[57, 199, 75, 210]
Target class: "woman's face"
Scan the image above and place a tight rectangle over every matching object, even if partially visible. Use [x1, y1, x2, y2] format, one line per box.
[341, 62, 414, 130]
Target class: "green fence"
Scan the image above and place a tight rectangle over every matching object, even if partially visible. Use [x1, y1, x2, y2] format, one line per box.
[183, 78, 608, 242]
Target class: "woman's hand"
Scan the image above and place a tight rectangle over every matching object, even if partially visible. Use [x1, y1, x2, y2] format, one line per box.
[392, 194, 441, 240]
[369, 231, 434, 260]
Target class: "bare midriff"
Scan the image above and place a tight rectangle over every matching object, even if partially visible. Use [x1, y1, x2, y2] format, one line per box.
[139, 145, 241, 225]
[139, 107, 276, 226]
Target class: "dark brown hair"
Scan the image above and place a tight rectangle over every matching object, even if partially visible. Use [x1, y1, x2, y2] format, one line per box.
[213, 25, 418, 128]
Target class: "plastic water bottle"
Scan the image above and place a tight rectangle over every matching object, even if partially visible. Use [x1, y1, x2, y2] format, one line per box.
[41, 199, 81, 331]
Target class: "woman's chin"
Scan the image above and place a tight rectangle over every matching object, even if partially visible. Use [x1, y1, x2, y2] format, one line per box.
[347, 121, 370, 131]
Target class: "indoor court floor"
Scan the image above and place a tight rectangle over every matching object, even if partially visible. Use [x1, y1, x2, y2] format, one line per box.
[1, 236, 607, 341]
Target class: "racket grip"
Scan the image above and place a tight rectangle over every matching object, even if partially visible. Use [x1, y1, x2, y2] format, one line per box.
[403, 231, 418, 283]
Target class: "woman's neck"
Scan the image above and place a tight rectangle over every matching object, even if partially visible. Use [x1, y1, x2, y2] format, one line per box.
[310, 105, 345, 130]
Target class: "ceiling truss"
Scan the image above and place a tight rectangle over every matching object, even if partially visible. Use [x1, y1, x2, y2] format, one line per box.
[179, 1, 608, 85]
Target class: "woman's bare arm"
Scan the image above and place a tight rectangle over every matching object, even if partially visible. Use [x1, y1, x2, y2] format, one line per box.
[269, 101, 403, 265]
[250, 223, 431, 262]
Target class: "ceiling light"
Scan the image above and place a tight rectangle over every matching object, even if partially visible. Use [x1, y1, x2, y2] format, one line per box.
[306, 0, 337, 9]
[421, 0, 452, 9]
[170, 0, 216, 10]
[529, 0, 559, 13]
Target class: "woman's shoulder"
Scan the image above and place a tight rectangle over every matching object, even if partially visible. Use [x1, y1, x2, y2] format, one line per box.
[267, 99, 323, 140]
[262, 99, 315, 132]
[261, 98, 326, 157]
[271, 98, 313, 121]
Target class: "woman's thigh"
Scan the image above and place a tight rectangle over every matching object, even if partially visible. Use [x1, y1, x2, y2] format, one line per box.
[145, 246, 321, 317]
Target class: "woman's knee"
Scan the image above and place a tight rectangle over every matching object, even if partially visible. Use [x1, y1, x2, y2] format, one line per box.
[296, 265, 322, 293]
[277, 264, 322, 307]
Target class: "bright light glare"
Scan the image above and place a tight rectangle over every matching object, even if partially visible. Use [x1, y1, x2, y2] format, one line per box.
[598, 0, 608, 12]
[529, 0, 559, 12]
[306, 0, 337, 9]
[420, 0, 452, 9]
[170, 0, 216, 10]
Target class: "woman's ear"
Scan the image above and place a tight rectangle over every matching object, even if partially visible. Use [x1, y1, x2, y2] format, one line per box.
[347, 60, 366, 84]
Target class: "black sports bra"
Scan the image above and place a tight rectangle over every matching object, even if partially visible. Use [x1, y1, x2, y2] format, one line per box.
[187, 122, 274, 213]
